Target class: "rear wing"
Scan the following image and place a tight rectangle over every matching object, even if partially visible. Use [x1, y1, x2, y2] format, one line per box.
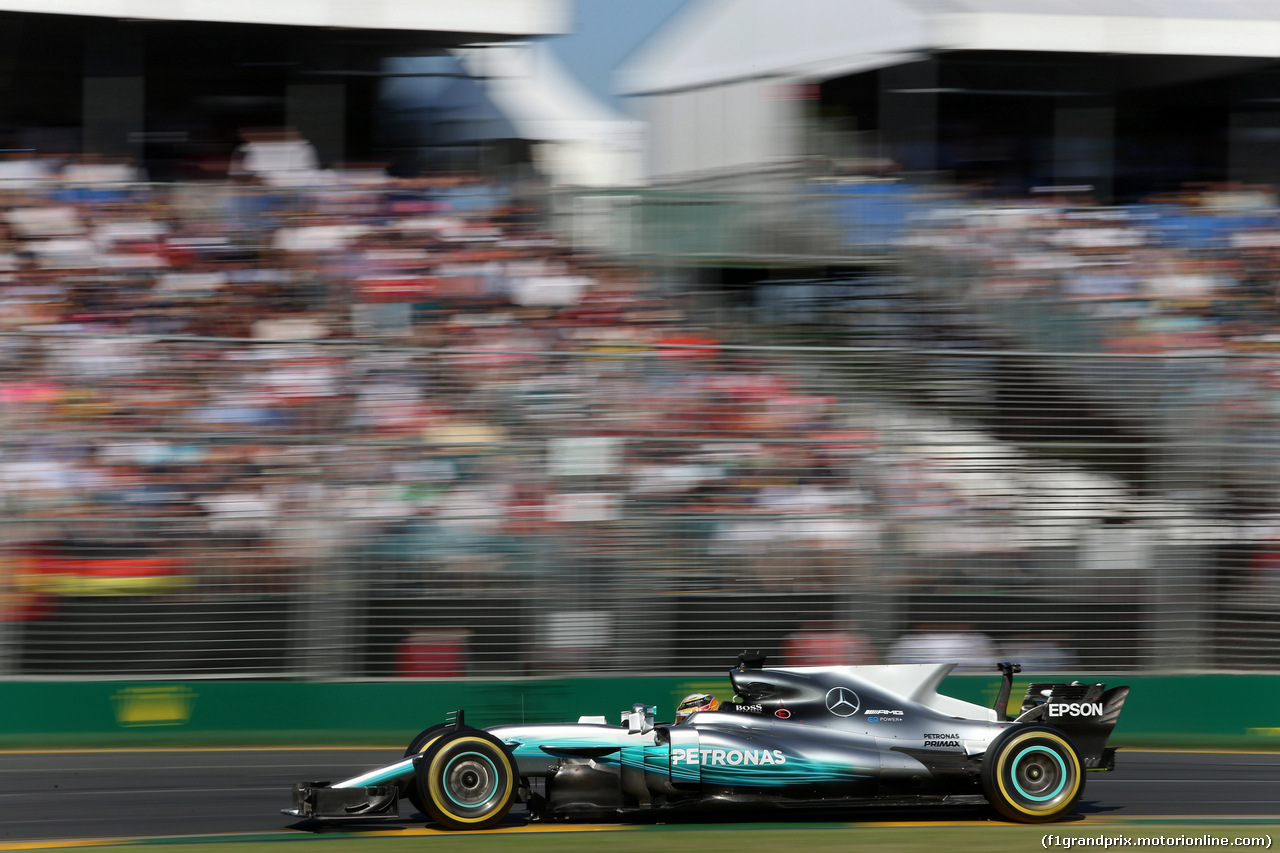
[1016, 680, 1130, 770]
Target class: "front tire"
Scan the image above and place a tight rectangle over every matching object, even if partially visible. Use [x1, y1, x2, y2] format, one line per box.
[402, 723, 454, 814]
[405, 723, 453, 758]
[415, 731, 516, 830]
[982, 725, 1084, 823]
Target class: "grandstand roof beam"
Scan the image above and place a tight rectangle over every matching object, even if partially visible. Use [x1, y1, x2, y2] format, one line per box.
[0, 1, 570, 39]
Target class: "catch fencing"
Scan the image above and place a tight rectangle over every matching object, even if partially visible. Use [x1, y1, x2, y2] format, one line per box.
[1, 330, 1272, 678]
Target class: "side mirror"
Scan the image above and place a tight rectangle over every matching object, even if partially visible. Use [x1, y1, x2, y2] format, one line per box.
[623, 703, 657, 734]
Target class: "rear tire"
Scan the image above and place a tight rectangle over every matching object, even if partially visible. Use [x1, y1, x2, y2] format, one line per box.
[415, 731, 516, 830]
[982, 725, 1084, 823]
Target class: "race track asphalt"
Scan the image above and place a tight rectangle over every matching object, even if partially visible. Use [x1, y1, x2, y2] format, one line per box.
[0, 748, 1276, 843]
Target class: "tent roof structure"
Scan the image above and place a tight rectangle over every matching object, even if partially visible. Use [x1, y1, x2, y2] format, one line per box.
[619, 0, 1280, 96]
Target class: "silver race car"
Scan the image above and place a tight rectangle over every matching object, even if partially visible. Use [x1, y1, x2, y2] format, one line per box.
[284, 652, 1128, 828]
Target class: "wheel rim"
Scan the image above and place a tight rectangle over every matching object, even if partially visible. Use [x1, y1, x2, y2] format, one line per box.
[1010, 745, 1067, 802]
[442, 751, 501, 810]
[423, 734, 516, 828]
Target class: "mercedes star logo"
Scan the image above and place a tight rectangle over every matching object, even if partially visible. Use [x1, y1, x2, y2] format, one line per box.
[825, 687, 861, 717]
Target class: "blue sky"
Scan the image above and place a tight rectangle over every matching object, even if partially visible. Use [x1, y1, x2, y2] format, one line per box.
[546, 0, 692, 110]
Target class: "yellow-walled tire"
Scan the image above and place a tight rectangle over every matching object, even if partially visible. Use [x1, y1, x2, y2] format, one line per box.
[981, 726, 1084, 823]
[402, 723, 453, 814]
[415, 731, 516, 830]
[405, 723, 452, 758]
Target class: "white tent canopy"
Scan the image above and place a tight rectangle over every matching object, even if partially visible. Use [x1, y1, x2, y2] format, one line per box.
[620, 0, 1280, 97]
[463, 43, 646, 187]
[619, 0, 1280, 182]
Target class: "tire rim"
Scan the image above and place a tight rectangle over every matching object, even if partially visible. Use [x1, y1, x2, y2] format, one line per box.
[442, 752, 501, 810]
[1010, 745, 1068, 803]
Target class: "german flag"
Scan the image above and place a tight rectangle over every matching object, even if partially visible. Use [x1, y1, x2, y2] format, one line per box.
[2, 544, 191, 621]
[24, 555, 191, 596]
[1, 551, 50, 622]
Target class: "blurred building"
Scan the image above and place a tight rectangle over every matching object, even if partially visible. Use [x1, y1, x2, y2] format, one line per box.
[619, 0, 1280, 200]
[0, 1, 569, 179]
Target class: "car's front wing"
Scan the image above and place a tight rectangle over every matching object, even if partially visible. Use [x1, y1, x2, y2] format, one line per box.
[282, 782, 400, 819]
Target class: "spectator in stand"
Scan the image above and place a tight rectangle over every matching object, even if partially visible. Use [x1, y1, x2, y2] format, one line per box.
[784, 622, 878, 665]
[230, 127, 322, 187]
[887, 623, 999, 673]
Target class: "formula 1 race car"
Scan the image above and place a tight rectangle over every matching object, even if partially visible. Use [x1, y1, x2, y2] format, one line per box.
[283, 653, 1128, 829]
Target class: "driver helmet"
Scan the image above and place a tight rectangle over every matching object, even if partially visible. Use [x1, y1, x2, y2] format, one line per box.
[675, 693, 719, 724]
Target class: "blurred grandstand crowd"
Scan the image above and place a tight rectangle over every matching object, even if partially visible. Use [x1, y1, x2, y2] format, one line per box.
[0, 156, 898, 634]
[914, 184, 1280, 353]
[906, 183, 1280, 515]
[2, 151, 1280, 673]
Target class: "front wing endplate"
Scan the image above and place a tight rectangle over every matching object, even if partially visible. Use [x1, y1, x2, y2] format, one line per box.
[281, 783, 400, 819]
